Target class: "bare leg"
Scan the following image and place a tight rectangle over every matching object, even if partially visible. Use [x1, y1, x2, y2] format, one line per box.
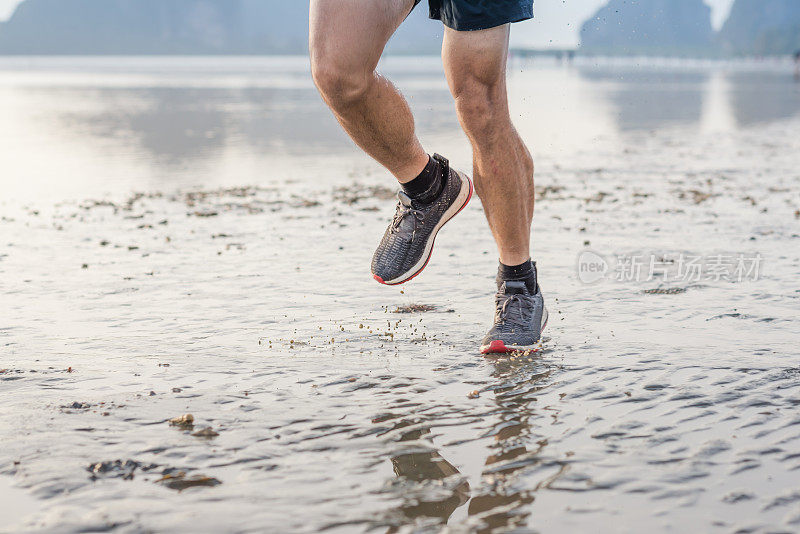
[309, 0, 429, 182]
[442, 25, 534, 266]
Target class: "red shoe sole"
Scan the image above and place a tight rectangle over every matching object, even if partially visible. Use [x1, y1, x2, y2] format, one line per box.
[480, 340, 543, 355]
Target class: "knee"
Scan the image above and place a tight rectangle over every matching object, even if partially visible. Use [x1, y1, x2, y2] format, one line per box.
[311, 56, 371, 109]
[452, 80, 507, 136]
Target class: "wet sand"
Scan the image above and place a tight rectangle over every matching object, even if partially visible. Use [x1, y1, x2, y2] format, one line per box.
[1, 57, 800, 532]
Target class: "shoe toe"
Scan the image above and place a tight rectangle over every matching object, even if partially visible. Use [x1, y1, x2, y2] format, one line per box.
[371, 232, 413, 282]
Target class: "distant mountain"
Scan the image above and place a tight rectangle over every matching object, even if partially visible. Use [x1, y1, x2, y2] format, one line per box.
[580, 0, 714, 56]
[0, 0, 442, 55]
[718, 0, 800, 55]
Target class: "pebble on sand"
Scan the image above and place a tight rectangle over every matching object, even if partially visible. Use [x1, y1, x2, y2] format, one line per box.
[156, 472, 221, 491]
[169, 414, 194, 428]
[191, 427, 219, 438]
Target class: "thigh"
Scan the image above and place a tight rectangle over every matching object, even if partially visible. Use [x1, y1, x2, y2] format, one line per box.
[310, 0, 416, 72]
[442, 24, 510, 93]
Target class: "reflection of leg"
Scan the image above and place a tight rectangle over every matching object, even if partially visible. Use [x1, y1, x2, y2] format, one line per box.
[467, 490, 534, 531]
[385, 423, 470, 526]
[467, 361, 557, 530]
[390, 452, 470, 520]
[310, 0, 429, 182]
[467, 438, 535, 531]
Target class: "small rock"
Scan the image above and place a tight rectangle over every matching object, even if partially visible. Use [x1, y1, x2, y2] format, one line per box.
[156, 471, 221, 491]
[62, 402, 92, 410]
[192, 427, 219, 439]
[169, 414, 194, 428]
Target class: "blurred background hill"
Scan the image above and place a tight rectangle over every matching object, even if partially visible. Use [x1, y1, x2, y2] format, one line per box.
[0, 0, 441, 55]
[581, 0, 800, 56]
[0, 0, 797, 56]
[717, 0, 800, 55]
[580, 0, 715, 56]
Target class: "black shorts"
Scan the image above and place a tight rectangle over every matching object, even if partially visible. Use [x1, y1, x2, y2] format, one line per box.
[412, 0, 533, 31]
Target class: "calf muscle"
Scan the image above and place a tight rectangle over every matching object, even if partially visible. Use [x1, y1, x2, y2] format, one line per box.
[309, 0, 428, 182]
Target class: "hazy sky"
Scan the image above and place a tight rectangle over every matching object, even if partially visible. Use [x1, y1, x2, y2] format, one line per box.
[0, 0, 736, 48]
[0, 0, 18, 20]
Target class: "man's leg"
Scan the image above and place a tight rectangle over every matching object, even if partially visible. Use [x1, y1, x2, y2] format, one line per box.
[442, 25, 534, 267]
[311, 0, 475, 286]
[442, 25, 546, 354]
[309, 0, 428, 182]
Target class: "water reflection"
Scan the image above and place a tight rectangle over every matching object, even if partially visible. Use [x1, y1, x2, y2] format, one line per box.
[380, 419, 470, 530]
[55, 86, 348, 163]
[1, 57, 799, 201]
[29, 63, 800, 165]
[577, 66, 800, 131]
[466, 356, 558, 532]
[578, 69, 710, 131]
[24, 83, 456, 169]
[380, 356, 558, 532]
[725, 71, 800, 126]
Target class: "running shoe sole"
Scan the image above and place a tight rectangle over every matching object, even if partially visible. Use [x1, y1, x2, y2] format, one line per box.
[373, 171, 474, 286]
[479, 307, 549, 355]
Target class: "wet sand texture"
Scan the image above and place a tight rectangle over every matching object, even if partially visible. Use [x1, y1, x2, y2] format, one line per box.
[1, 57, 800, 532]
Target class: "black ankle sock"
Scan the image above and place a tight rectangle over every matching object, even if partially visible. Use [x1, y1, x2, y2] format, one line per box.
[497, 259, 538, 294]
[401, 155, 443, 204]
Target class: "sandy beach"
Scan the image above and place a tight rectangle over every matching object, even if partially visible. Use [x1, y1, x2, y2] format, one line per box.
[1, 56, 800, 532]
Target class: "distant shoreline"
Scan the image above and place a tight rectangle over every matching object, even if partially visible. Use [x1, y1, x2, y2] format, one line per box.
[0, 51, 796, 60]
[0, 53, 795, 64]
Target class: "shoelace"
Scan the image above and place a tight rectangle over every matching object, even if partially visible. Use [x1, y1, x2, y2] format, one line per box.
[390, 203, 425, 240]
[496, 293, 533, 327]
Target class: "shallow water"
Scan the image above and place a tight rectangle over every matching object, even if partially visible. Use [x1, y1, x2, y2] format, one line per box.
[1, 56, 800, 533]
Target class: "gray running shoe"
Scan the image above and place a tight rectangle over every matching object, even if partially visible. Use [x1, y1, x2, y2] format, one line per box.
[480, 280, 548, 354]
[371, 154, 473, 285]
